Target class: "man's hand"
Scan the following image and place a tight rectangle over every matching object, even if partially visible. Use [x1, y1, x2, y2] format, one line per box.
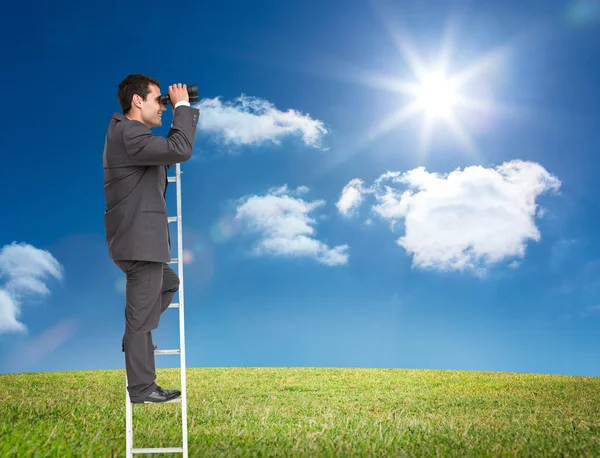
[169, 83, 189, 110]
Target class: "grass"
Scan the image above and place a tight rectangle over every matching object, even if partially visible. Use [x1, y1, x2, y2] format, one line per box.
[1, 367, 599, 457]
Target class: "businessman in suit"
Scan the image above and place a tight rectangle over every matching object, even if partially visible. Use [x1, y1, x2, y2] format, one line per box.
[103, 74, 199, 403]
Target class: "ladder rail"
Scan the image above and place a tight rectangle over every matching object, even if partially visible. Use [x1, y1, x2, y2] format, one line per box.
[125, 162, 188, 457]
[126, 376, 132, 458]
[175, 163, 189, 458]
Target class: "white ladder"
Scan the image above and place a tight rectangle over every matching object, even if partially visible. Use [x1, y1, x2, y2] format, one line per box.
[125, 162, 189, 457]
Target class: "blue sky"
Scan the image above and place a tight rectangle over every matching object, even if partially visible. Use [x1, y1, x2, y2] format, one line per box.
[1, 0, 599, 377]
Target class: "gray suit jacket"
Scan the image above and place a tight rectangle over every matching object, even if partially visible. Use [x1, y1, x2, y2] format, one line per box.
[103, 105, 200, 262]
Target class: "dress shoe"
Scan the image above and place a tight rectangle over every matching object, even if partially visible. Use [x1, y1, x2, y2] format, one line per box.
[131, 386, 181, 404]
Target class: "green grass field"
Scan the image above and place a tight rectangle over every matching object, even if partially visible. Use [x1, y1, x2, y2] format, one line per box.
[1, 367, 599, 457]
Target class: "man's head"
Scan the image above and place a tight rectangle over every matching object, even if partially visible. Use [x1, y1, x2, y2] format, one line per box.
[117, 74, 166, 128]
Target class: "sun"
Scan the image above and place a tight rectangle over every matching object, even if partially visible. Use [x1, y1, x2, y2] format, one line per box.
[306, 18, 512, 177]
[412, 70, 459, 119]
[350, 23, 507, 160]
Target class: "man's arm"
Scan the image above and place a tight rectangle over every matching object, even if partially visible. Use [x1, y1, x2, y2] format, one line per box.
[167, 101, 191, 170]
[122, 104, 199, 166]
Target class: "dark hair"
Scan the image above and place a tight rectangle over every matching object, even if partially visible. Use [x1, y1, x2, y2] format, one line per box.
[117, 74, 161, 115]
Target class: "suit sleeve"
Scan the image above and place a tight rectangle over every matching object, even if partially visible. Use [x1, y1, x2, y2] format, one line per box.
[122, 106, 199, 166]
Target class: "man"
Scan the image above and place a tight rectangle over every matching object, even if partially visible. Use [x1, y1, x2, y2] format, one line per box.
[103, 74, 200, 403]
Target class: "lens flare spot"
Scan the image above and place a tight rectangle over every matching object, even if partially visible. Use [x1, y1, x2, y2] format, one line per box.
[182, 249, 194, 264]
[115, 277, 126, 294]
[210, 215, 242, 244]
[566, 0, 600, 25]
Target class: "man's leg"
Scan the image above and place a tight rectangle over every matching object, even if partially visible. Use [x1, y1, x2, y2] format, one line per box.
[121, 263, 179, 351]
[160, 263, 180, 314]
[115, 260, 164, 402]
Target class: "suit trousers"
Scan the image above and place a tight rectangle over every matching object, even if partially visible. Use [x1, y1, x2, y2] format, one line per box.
[114, 260, 180, 402]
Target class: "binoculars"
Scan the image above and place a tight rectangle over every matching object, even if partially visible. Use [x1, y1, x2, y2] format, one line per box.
[159, 84, 199, 105]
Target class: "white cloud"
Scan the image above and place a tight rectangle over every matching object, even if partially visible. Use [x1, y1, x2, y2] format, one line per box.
[235, 186, 348, 266]
[195, 95, 327, 148]
[336, 178, 371, 217]
[338, 160, 561, 275]
[0, 289, 24, 333]
[0, 242, 64, 334]
[267, 184, 311, 197]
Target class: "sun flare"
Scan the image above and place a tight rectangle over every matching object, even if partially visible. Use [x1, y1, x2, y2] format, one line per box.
[353, 23, 507, 160]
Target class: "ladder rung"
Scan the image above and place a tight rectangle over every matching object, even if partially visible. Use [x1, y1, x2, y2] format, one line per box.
[167, 176, 177, 182]
[154, 349, 181, 355]
[132, 447, 183, 454]
[168, 216, 179, 223]
[168, 302, 180, 308]
[168, 258, 178, 264]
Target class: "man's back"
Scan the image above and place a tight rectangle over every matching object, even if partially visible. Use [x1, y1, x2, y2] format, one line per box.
[103, 107, 199, 262]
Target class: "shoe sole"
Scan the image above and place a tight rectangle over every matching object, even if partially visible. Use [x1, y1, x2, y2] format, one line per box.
[131, 395, 181, 404]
